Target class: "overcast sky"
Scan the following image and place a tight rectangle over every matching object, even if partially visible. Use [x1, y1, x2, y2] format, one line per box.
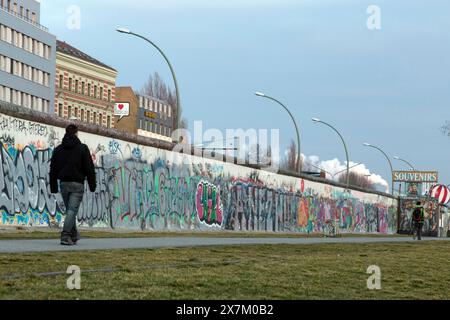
[40, 0, 450, 190]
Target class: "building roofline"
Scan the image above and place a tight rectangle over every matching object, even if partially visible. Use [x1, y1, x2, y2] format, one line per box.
[116, 87, 172, 107]
[56, 40, 117, 72]
[0, 5, 49, 32]
[136, 92, 172, 106]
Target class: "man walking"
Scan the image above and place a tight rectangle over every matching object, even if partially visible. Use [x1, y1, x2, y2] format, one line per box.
[50, 125, 96, 246]
[412, 201, 425, 241]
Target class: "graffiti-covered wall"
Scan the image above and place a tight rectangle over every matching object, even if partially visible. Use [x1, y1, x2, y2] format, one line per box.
[0, 111, 399, 234]
[398, 198, 449, 237]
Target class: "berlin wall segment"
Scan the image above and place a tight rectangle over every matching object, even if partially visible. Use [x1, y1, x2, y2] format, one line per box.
[0, 106, 398, 234]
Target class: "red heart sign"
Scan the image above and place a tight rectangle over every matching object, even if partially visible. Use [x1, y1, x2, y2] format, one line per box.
[118, 104, 124, 110]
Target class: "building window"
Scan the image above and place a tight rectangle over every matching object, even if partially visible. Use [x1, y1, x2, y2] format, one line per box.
[75, 80, 79, 93]
[44, 73, 49, 87]
[87, 110, 90, 123]
[44, 45, 51, 60]
[81, 109, 84, 122]
[107, 115, 111, 128]
[68, 106, 72, 118]
[108, 89, 111, 102]
[68, 78, 73, 91]
[6, 87, 11, 103]
[81, 82, 85, 95]
[99, 113, 103, 126]
[100, 87, 103, 100]
[94, 85, 97, 98]
[88, 84, 91, 96]
[38, 42, 43, 57]
[6, 27, 12, 44]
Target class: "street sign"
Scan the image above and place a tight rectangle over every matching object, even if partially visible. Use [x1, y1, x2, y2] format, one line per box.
[393, 171, 438, 183]
[430, 185, 450, 205]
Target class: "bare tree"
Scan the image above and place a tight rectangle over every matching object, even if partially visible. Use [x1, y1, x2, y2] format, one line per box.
[442, 121, 450, 137]
[141, 72, 183, 129]
[338, 172, 376, 191]
[179, 117, 188, 130]
[247, 143, 272, 166]
[281, 139, 299, 172]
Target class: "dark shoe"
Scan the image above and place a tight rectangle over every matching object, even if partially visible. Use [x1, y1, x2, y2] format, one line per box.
[61, 238, 76, 246]
[71, 232, 81, 244]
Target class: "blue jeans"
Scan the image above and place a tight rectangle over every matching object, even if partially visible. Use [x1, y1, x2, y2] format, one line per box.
[60, 182, 84, 241]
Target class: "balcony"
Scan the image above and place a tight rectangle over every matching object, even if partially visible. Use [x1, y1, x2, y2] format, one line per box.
[0, 5, 49, 33]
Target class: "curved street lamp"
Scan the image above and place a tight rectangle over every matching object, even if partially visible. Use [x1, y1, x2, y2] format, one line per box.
[364, 143, 394, 194]
[312, 118, 350, 190]
[393, 156, 416, 171]
[117, 27, 181, 138]
[255, 92, 302, 173]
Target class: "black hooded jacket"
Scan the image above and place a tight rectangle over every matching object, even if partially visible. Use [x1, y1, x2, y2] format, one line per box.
[49, 134, 96, 193]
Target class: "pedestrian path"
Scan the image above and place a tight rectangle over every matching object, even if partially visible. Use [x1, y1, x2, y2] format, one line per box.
[0, 236, 448, 254]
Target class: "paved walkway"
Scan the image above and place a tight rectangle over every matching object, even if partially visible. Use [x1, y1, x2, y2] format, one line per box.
[0, 236, 449, 254]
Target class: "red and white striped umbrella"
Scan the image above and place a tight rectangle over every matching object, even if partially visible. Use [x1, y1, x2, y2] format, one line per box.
[429, 185, 450, 205]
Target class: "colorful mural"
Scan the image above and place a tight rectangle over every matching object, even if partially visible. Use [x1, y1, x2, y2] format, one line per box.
[0, 112, 399, 234]
[398, 198, 441, 236]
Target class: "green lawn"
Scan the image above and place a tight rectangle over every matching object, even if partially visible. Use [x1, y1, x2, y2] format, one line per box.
[0, 242, 448, 300]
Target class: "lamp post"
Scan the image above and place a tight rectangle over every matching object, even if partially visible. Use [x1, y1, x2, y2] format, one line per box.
[312, 118, 350, 190]
[117, 27, 181, 137]
[364, 143, 394, 195]
[255, 92, 302, 173]
[393, 156, 416, 171]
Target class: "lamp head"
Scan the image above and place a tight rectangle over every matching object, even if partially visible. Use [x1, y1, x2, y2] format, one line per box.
[312, 118, 321, 123]
[116, 27, 131, 34]
[393, 156, 400, 160]
[254, 92, 266, 97]
[363, 143, 371, 147]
